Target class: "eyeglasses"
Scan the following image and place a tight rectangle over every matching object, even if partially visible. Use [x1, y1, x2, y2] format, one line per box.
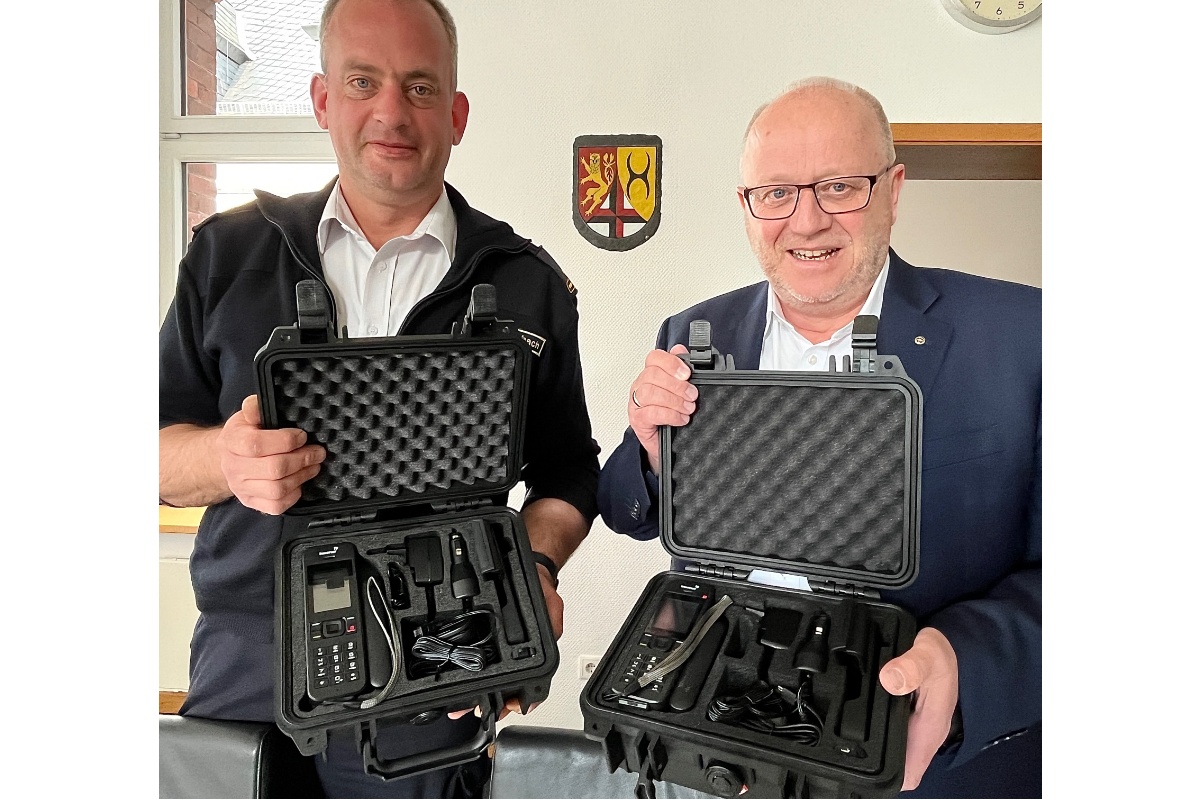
[741, 166, 894, 220]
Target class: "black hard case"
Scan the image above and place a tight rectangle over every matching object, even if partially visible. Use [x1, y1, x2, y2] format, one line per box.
[255, 285, 558, 781]
[581, 318, 921, 798]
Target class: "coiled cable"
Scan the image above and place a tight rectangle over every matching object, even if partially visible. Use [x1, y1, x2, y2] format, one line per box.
[409, 609, 498, 677]
[706, 680, 823, 745]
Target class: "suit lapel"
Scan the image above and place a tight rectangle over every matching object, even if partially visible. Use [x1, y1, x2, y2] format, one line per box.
[878, 251, 952, 393]
[728, 284, 769, 370]
[723, 263, 950, 387]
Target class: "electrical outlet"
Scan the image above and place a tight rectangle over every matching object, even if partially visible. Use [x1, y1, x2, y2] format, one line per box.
[578, 655, 602, 680]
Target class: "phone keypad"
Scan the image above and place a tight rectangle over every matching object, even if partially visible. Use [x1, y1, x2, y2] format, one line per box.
[614, 652, 666, 702]
[307, 615, 363, 699]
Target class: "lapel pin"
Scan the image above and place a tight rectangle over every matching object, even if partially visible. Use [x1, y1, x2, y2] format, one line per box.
[914, 336, 926, 345]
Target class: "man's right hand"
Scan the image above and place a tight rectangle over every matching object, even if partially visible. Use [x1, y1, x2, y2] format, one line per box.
[217, 394, 326, 514]
[627, 344, 698, 475]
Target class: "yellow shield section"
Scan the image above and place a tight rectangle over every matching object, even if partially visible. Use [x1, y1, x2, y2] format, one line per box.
[617, 146, 657, 222]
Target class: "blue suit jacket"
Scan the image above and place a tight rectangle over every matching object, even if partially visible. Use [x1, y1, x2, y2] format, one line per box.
[597, 252, 1041, 797]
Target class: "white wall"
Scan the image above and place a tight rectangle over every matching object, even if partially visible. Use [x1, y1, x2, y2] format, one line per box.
[160, 1, 1041, 732]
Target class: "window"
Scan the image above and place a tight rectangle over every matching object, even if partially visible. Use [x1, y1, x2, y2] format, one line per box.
[182, 0, 322, 118]
[161, 0, 334, 322]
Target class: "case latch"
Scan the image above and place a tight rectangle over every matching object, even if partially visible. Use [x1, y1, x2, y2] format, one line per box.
[685, 563, 752, 581]
[850, 314, 878, 374]
[808, 579, 880, 599]
[452, 283, 515, 338]
[631, 731, 668, 799]
[684, 320, 735, 372]
[295, 279, 336, 344]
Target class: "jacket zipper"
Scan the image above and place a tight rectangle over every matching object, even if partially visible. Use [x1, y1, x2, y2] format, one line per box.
[266, 217, 343, 334]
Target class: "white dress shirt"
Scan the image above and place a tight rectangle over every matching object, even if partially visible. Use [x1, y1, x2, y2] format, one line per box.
[317, 182, 457, 338]
[749, 256, 889, 590]
[758, 256, 889, 372]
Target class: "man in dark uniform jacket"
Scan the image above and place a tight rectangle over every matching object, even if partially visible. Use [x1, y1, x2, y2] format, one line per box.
[159, 1, 600, 796]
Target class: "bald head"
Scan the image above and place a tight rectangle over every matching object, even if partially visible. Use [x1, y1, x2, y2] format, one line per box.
[741, 78, 895, 181]
[736, 77, 904, 337]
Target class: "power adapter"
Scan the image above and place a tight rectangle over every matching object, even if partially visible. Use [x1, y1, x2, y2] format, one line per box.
[407, 533, 444, 618]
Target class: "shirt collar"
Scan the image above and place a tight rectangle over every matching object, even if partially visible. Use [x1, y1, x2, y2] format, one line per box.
[765, 253, 891, 345]
[317, 180, 457, 262]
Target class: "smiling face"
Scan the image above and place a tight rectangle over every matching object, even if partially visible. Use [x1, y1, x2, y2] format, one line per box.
[739, 87, 904, 325]
[311, 0, 468, 219]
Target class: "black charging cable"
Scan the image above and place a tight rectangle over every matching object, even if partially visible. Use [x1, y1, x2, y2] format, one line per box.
[707, 610, 828, 744]
[706, 681, 823, 745]
[409, 609, 499, 677]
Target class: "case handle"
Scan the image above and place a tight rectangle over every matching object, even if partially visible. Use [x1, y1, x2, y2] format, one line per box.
[358, 696, 497, 781]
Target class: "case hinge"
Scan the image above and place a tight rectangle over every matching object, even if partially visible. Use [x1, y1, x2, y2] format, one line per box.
[808, 579, 880, 599]
[685, 563, 752, 581]
[308, 511, 378, 529]
[429, 498, 491, 513]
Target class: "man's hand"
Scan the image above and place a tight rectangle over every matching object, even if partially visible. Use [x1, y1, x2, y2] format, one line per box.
[878, 626, 959, 791]
[628, 344, 697, 474]
[536, 563, 564, 641]
[448, 698, 540, 723]
[217, 395, 326, 514]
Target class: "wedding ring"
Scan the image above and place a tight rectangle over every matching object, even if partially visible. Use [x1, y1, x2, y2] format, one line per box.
[631, 389, 643, 408]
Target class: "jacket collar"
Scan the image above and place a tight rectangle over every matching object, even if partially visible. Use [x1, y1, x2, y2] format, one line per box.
[254, 178, 335, 277]
[728, 289, 770, 370]
[253, 179, 528, 279]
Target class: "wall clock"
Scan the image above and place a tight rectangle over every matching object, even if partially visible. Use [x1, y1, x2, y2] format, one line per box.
[941, 0, 1041, 34]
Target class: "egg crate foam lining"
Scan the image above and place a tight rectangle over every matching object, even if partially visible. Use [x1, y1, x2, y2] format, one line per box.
[266, 348, 517, 504]
[668, 383, 910, 575]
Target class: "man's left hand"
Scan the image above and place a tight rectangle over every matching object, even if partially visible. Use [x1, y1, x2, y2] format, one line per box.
[878, 626, 959, 791]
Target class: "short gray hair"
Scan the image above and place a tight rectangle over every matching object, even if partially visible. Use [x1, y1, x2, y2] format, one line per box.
[318, 0, 459, 86]
[743, 77, 895, 166]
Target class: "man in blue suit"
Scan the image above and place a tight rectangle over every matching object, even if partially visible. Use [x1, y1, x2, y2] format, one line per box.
[597, 77, 1040, 797]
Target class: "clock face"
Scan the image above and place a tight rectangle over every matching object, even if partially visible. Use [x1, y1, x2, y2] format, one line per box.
[943, 0, 1042, 33]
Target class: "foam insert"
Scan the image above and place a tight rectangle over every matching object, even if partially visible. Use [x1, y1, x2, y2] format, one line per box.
[266, 348, 517, 504]
[667, 382, 912, 576]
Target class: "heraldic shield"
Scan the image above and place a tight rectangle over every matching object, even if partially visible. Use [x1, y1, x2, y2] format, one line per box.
[573, 134, 662, 251]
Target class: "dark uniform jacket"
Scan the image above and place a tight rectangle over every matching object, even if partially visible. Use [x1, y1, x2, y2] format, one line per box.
[160, 179, 600, 722]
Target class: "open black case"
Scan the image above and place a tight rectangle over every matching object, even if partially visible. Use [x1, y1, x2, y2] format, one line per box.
[256, 282, 558, 781]
[581, 317, 922, 798]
